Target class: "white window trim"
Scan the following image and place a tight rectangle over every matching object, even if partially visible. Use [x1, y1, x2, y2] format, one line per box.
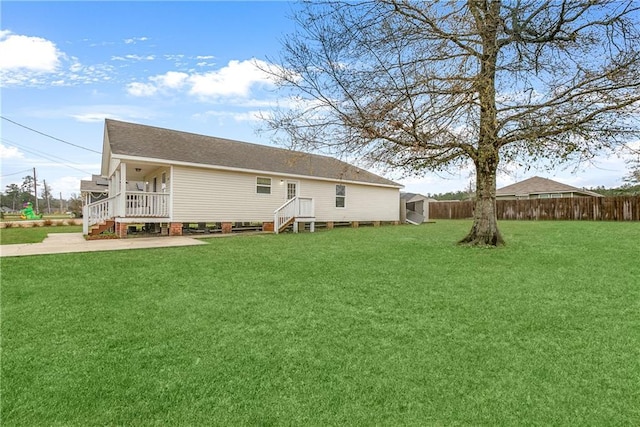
[256, 177, 272, 195]
[336, 184, 346, 208]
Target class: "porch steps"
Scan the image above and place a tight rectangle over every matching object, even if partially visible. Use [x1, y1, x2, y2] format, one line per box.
[89, 219, 115, 236]
[277, 217, 296, 233]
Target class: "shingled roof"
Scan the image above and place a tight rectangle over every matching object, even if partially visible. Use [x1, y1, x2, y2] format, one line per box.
[496, 176, 602, 198]
[104, 119, 401, 187]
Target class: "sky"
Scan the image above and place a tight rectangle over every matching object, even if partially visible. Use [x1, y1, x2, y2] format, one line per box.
[0, 1, 636, 199]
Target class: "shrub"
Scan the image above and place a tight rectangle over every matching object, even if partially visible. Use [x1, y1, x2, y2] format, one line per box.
[3, 221, 15, 228]
[43, 219, 53, 226]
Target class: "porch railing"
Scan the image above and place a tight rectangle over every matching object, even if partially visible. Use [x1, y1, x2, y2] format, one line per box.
[86, 196, 116, 227]
[84, 192, 170, 234]
[274, 196, 314, 234]
[125, 192, 169, 217]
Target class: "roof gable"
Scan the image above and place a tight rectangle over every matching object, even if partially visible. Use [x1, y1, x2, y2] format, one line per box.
[104, 119, 401, 187]
[496, 176, 602, 197]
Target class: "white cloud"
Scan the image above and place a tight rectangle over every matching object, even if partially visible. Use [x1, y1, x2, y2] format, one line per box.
[150, 71, 189, 89]
[0, 31, 62, 71]
[197, 110, 264, 123]
[127, 59, 277, 100]
[124, 37, 149, 44]
[127, 81, 158, 97]
[188, 59, 275, 99]
[52, 176, 84, 198]
[0, 144, 24, 159]
[65, 105, 156, 123]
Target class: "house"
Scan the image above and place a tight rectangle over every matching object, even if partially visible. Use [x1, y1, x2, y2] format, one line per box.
[496, 176, 603, 200]
[400, 192, 436, 224]
[81, 174, 144, 204]
[83, 119, 402, 237]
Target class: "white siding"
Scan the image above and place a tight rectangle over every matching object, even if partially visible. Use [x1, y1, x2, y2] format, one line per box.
[171, 165, 400, 223]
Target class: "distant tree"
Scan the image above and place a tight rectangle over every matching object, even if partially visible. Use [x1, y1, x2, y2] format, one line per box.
[67, 193, 83, 218]
[20, 176, 36, 205]
[4, 183, 21, 211]
[430, 190, 471, 201]
[623, 157, 640, 185]
[42, 181, 53, 214]
[264, 0, 640, 246]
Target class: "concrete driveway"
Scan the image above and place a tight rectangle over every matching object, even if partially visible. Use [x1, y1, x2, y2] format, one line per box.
[0, 233, 207, 257]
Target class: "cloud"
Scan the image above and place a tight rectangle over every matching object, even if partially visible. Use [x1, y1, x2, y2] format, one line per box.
[150, 71, 189, 89]
[111, 54, 155, 62]
[0, 31, 116, 87]
[127, 81, 158, 97]
[0, 144, 25, 159]
[124, 37, 149, 44]
[189, 59, 275, 98]
[196, 110, 264, 123]
[0, 31, 62, 72]
[126, 59, 277, 100]
[52, 176, 84, 198]
[66, 105, 157, 123]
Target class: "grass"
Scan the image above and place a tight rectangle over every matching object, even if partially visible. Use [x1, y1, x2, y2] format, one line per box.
[0, 225, 82, 245]
[1, 220, 639, 425]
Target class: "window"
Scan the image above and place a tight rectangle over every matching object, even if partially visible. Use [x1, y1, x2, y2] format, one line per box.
[336, 184, 346, 207]
[257, 177, 271, 194]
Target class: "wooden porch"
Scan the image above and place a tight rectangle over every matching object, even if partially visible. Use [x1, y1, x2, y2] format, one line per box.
[83, 191, 170, 236]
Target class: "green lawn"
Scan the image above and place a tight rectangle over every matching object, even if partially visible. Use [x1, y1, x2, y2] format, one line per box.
[0, 225, 83, 245]
[2, 221, 639, 425]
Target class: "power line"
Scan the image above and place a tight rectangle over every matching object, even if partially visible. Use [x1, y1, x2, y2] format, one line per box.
[1, 168, 33, 178]
[2, 147, 96, 175]
[0, 137, 97, 175]
[1, 115, 101, 154]
[1, 136, 94, 169]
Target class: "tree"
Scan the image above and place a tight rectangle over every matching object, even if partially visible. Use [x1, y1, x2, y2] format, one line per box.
[20, 175, 36, 206]
[67, 193, 83, 218]
[263, 0, 640, 245]
[623, 156, 640, 184]
[42, 180, 53, 214]
[4, 184, 21, 211]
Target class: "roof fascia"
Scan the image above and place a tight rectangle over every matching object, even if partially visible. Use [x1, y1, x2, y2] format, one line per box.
[112, 154, 403, 189]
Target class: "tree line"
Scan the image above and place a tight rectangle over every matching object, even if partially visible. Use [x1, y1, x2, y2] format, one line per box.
[1, 175, 82, 216]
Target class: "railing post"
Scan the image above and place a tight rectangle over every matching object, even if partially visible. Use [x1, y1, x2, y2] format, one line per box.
[82, 205, 88, 235]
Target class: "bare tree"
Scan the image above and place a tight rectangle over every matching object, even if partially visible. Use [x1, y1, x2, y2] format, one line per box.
[42, 180, 53, 214]
[262, 0, 640, 245]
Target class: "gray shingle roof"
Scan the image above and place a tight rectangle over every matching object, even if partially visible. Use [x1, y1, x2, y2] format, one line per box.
[496, 176, 603, 197]
[80, 175, 108, 192]
[105, 119, 401, 187]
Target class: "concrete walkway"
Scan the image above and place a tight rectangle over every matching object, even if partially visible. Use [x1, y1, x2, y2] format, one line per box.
[0, 233, 207, 258]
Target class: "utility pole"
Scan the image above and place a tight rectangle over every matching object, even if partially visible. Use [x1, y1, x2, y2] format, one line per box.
[33, 167, 39, 214]
[60, 192, 64, 213]
[43, 179, 51, 214]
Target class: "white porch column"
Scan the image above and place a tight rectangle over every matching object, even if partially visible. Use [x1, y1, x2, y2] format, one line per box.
[119, 162, 127, 217]
[169, 165, 174, 220]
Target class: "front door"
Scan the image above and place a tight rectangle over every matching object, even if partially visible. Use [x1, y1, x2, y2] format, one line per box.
[286, 181, 298, 200]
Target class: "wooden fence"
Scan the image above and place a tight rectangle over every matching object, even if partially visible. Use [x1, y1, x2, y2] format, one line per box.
[429, 196, 640, 221]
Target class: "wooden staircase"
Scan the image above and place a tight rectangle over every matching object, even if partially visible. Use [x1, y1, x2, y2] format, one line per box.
[274, 197, 315, 234]
[89, 219, 115, 236]
[277, 217, 296, 233]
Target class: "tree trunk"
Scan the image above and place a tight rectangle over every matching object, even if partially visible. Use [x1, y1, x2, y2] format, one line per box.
[459, 1, 504, 246]
[459, 151, 504, 246]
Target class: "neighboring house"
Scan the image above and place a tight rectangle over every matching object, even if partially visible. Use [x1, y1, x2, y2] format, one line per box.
[496, 176, 603, 200]
[400, 192, 436, 224]
[84, 119, 402, 237]
[81, 174, 144, 204]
